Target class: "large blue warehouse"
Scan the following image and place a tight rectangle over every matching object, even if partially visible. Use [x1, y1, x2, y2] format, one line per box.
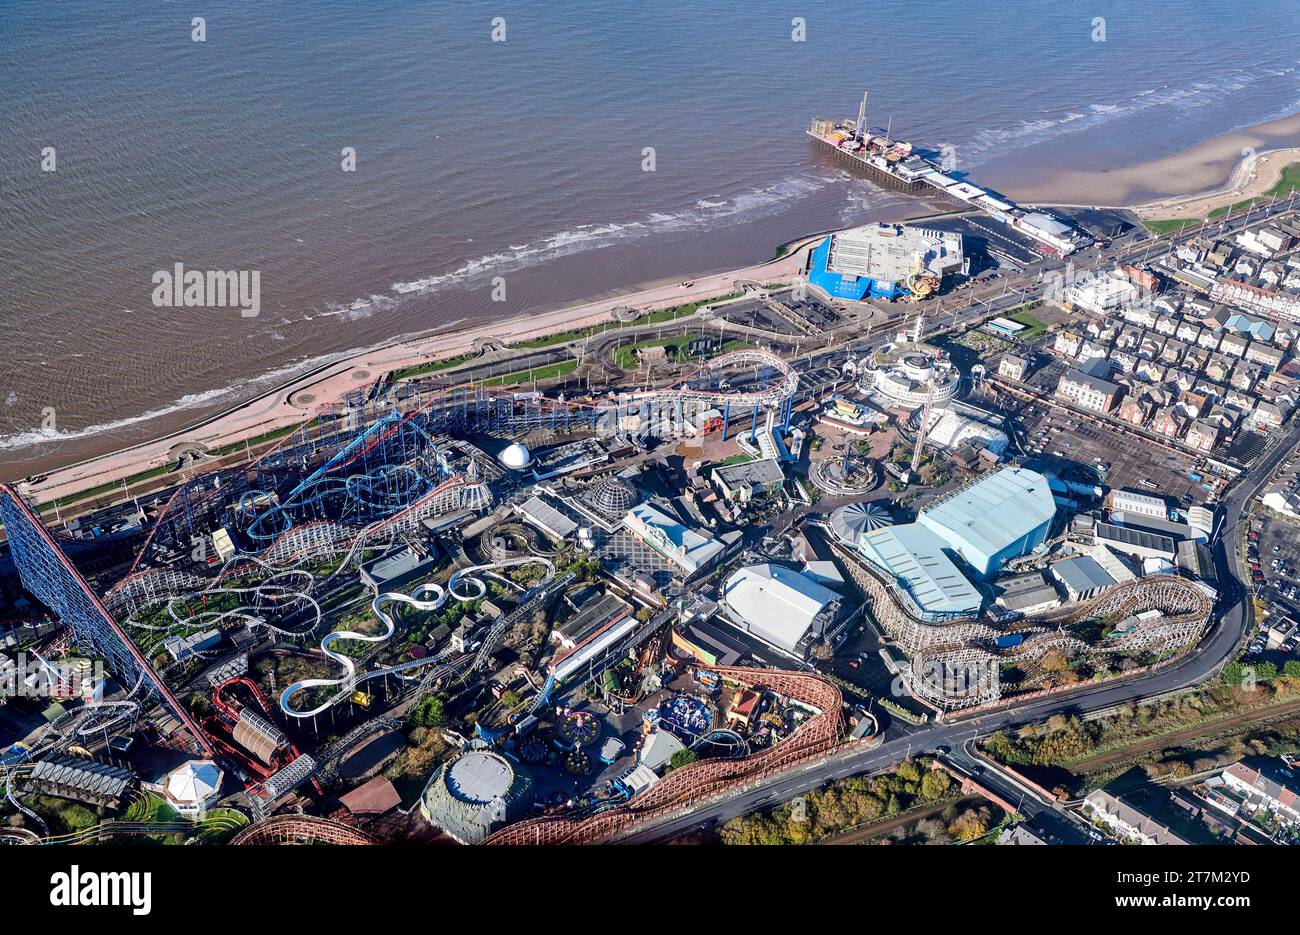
[809, 235, 905, 300]
[917, 467, 1057, 578]
[828, 467, 1056, 620]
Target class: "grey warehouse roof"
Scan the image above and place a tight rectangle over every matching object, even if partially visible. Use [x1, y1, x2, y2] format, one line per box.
[29, 754, 135, 800]
[1096, 522, 1176, 555]
[1050, 555, 1115, 595]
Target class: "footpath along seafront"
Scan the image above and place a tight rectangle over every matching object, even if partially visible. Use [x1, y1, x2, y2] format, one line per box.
[4, 238, 821, 505]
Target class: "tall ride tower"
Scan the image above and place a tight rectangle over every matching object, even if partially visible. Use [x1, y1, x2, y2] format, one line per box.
[0, 485, 211, 754]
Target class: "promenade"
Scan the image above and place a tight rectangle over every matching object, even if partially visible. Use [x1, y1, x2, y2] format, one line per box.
[12, 239, 816, 506]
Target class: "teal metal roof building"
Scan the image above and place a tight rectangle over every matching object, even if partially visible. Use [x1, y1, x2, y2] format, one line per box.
[855, 524, 983, 620]
[917, 468, 1056, 578]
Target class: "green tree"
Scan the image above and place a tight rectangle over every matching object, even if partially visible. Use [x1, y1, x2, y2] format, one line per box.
[894, 759, 922, 783]
[668, 749, 698, 771]
[919, 769, 953, 801]
[413, 693, 449, 728]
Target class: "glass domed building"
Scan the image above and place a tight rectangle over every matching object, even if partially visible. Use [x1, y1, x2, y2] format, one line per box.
[591, 475, 638, 516]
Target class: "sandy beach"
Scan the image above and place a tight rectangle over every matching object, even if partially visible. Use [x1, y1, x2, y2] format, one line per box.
[1005, 110, 1300, 209]
[1133, 146, 1300, 220]
[10, 238, 820, 503]
[11, 107, 1300, 506]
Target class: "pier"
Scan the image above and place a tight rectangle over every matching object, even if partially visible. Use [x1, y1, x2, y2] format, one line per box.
[809, 90, 1094, 258]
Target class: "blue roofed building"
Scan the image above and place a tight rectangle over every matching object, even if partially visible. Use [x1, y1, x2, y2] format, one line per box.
[916, 467, 1057, 578]
[827, 467, 1054, 621]
[808, 223, 964, 302]
[1224, 312, 1274, 343]
[810, 236, 905, 300]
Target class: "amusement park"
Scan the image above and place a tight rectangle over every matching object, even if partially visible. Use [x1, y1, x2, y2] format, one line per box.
[1, 334, 878, 845]
[0, 174, 1268, 854]
[0, 261, 1237, 851]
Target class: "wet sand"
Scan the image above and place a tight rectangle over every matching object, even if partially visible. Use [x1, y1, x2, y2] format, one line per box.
[1001, 110, 1300, 208]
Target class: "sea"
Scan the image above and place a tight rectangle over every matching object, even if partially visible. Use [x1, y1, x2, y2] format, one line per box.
[3, 0, 1300, 472]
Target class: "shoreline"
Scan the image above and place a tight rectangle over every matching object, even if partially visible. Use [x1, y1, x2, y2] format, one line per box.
[9, 111, 1300, 501]
[1132, 146, 1300, 221]
[1000, 109, 1300, 209]
[8, 235, 825, 503]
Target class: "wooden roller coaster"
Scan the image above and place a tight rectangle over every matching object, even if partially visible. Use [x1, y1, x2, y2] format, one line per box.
[229, 813, 378, 845]
[483, 666, 844, 845]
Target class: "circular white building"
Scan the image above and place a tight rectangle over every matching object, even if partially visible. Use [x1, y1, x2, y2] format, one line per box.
[497, 442, 533, 471]
[420, 747, 533, 845]
[863, 350, 961, 410]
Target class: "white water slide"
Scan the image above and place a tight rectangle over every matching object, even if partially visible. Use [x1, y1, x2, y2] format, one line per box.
[278, 555, 554, 718]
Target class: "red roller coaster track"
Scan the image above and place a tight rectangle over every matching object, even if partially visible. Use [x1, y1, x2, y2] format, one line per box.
[484, 666, 843, 845]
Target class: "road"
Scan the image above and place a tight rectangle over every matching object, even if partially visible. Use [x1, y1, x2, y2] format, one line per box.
[620, 414, 1300, 843]
[944, 740, 1097, 844]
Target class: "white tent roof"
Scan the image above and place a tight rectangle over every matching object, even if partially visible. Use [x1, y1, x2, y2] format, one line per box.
[924, 407, 1009, 455]
[722, 563, 839, 652]
[165, 759, 222, 805]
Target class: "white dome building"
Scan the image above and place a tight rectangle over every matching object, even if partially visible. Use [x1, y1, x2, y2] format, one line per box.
[863, 351, 961, 410]
[162, 759, 223, 818]
[420, 747, 533, 845]
[497, 442, 533, 471]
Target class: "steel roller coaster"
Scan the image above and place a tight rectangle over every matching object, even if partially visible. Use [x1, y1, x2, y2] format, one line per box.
[3, 349, 800, 770]
[106, 348, 796, 619]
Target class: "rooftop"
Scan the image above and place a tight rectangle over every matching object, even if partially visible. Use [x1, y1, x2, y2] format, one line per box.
[1096, 522, 1176, 555]
[713, 457, 786, 488]
[721, 563, 841, 652]
[360, 546, 437, 587]
[918, 467, 1056, 566]
[1050, 554, 1115, 595]
[826, 222, 963, 283]
[339, 775, 402, 815]
[1061, 368, 1120, 396]
[446, 750, 516, 803]
[555, 591, 631, 645]
[518, 495, 578, 540]
[856, 523, 983, 617]
[625, 501, 724, 573]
